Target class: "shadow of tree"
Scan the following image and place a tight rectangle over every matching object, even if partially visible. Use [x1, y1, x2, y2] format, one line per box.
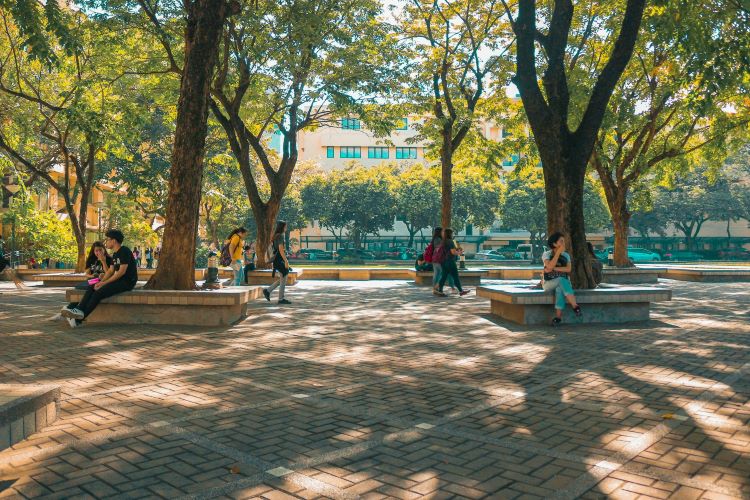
[0, 279, 748, 497]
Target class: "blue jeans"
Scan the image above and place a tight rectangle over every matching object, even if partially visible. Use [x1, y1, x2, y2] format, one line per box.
[432, 262, 455, 288]
[543, 277, 574, 310]
[232, 260, 244, 286]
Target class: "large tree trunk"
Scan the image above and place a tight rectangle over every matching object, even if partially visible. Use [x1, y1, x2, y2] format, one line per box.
[75, 238, 86, 272]
[67, 206, 88, 272]
[608, 188, 633, 267]
[440, 134, 453, 229]
[146, 0, 232, 290]
[542, 155, 595, 289]
[253, 199, 281, 269]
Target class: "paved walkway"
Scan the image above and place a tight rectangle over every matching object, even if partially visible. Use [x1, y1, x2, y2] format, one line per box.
[0, 279, 749, 499]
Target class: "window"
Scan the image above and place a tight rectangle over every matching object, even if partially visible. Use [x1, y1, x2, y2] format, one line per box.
[395, 147, 418, 159]
[396, 118, 408, 130]
[340, 146, 361, 158]
[502, 154, 520, 167]
[368, 147, 389, 159]
[341, 118, 361, 130]
[326, 146, 335, 158]
[501, 128, 512, 138]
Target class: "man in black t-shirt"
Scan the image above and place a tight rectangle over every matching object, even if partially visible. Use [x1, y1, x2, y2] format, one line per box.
[62, 229, 138, 327]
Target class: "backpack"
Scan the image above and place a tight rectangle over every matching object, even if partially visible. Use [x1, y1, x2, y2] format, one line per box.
[424, 242, 434, 263]
[219, 241, 232, 266]
[433, 244, 448, 264]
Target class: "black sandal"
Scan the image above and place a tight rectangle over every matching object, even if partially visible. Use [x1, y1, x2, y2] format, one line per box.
[551, 317, 562, 326]
[573, 305, 582, 317]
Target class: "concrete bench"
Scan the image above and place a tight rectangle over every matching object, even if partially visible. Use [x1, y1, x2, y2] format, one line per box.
[482, 267, 541, 280]
[1, 385, 59, 451]
[482, 266, 662, 284]
[656, 267, 750, 282]
[602, 267, 663, 284]
[34, 269, 206, 287]
[296, 267, 413, 280]
[244, 269, 302, 285]
[138, 268, 206, 281]
[32, 273, 89, 287]
[65, 286, 262, 326]
[477, 284, 671, 325]
[414, 269, 484, 286]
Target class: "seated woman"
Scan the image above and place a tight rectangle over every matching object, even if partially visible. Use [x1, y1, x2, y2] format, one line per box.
[54, 241, 112, 321]
[415, 253, 432, 272]
[542, 232, 582, 326]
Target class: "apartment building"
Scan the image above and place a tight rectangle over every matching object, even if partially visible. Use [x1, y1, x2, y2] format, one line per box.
[287, 115, 750, 255]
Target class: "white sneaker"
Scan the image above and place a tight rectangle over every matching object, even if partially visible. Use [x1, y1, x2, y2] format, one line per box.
[60, 304, 72, 312]
[61, 308, 84, 320]
[48, 313, 62, 321]
[66, 317, 78, 328]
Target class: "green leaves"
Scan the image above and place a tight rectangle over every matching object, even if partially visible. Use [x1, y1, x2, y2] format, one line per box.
[2, 195, 78, 263]
[1, 0, 80, 67]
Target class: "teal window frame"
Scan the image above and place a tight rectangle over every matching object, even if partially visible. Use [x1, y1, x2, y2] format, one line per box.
[395, 147, 418, 159]
[341, 118, 361, 130]
[326, 146, 335, 158]
[340, 146, 361, 158]
[396, 118, 408, 130]
[368, 147, 389, 159]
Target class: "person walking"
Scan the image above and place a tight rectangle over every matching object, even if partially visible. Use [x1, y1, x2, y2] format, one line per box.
[542, 232, 582, 326]
[145, 247, 153, 269]
[263, 221, 291, 304]
[435, 228, 470, 297]
[225, 227, 248, 286]
[61, 229, 138, 328]
[0, 247, 26, 289]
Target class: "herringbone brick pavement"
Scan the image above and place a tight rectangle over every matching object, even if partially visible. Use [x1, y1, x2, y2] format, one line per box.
[0, 278, 748, 499]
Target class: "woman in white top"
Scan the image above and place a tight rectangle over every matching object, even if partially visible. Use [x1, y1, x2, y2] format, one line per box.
[542, 232, 582, 326]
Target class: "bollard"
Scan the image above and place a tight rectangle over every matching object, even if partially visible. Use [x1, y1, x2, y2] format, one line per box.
[203, 253, 222, 289]
[607, 250, 614, 267]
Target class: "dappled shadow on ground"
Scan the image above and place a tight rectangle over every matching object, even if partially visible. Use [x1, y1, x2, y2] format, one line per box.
[0, 279, 748, 498]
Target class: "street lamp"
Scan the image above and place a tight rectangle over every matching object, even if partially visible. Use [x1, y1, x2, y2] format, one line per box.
[93, 200, 105, 241]
[5, 183, 20, 267]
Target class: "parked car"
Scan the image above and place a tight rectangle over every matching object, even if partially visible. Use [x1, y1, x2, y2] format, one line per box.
[717, 249, 750, 261]
[335, 248, 377, 261]
[474, 250, 507, 261]
[594, 249, 609, 262]
[664, 250, 704, 261]
[384, 246, 417, 260]
[514, 243, 544, 260]
[603, 246, 662, 262]
[297, 248, 333, 260]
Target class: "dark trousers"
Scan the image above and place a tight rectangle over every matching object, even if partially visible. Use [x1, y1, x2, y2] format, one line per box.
[438, 259, 463, 292]
[77, 280, 134, 319]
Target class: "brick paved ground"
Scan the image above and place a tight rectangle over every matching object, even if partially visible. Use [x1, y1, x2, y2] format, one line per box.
[0, 279, 748, 499]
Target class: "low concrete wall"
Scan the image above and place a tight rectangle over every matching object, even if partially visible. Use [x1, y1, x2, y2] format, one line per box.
[245, 270, 301, 285]
[602, 268, 661, 284]
[296, 267, 414, 280]
[657, 267, 750, 282]
[483, 267, 541, 280]
[414, 270, 484, 286]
